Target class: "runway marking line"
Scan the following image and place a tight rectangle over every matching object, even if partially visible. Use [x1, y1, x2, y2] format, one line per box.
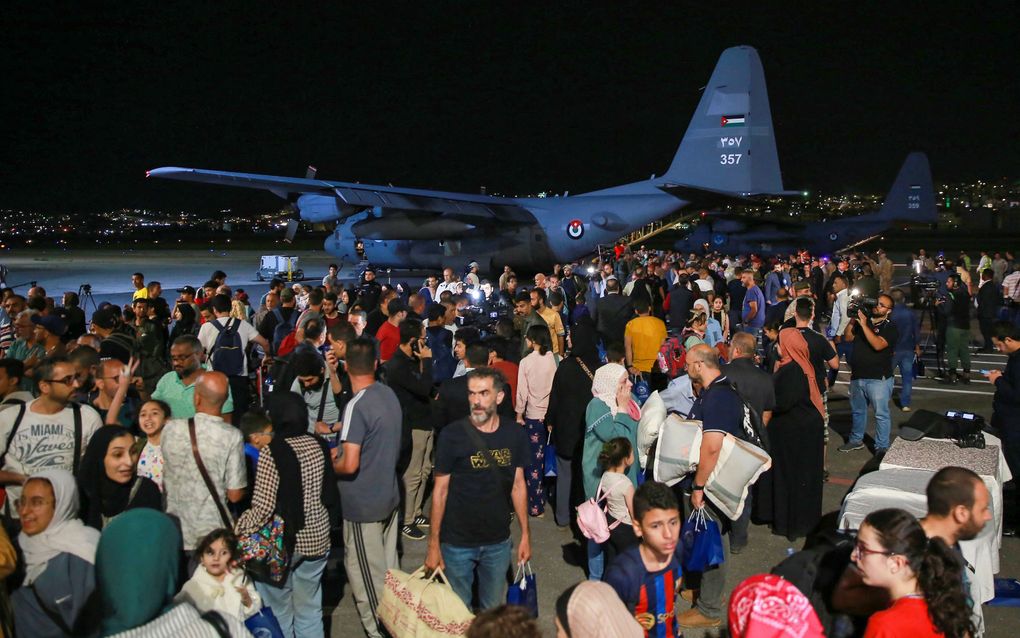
[832, 380, 992, 396]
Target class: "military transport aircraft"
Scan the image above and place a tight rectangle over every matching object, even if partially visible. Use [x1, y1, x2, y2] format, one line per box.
[149, 45, 798, 272]
[673, 152, 936, 256]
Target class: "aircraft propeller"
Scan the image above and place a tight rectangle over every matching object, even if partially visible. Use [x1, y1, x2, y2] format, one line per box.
[283, 166, 317, 243]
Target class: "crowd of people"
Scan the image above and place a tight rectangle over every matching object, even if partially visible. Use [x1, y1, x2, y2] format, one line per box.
[0, 243, 1014, 637]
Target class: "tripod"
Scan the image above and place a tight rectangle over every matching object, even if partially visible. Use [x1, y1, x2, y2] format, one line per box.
[917, 289, 946, 378]
[78, 284, 98, 315]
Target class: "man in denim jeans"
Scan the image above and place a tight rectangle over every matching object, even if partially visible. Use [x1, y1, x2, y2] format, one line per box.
[839, 293, 899, 455]
[424, 368, 531, 611]
[889, 289, 921, 412]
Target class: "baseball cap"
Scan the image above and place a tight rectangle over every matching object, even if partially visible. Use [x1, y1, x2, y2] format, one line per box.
[280, 288, 296, 302]
[177, 285, 196, 296]
[793, 281, 811, 293]
[31, 314, 67, 337]
[91, 307, 118, 330]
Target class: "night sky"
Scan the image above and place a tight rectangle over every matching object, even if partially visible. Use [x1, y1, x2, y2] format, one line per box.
[2, 4, 1016, 214]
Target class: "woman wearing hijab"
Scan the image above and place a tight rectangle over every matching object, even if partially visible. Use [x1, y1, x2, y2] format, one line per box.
[78, 425, 162, 530]
[554, 581, 643, 638]
[12, 468, 101, 637]
[762, 328, 825, 540]
[693, 298, 725, 348]
[581, 363, 642, 500]
[97, 508, 250, 637]
[234, 391, 339, 638]
[581, 363, 641, 580]
[168, 302, 199, 346]
[545, 316, 601, 527]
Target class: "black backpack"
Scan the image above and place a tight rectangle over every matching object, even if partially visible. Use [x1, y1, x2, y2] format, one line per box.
[209, 318, 245, 377]
[271, 308, 298, 354]
[724, 378, 770, 452]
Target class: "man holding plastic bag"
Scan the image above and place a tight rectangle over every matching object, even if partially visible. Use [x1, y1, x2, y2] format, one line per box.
[424, 368, 532, 611]
[677, 344, 746, 630]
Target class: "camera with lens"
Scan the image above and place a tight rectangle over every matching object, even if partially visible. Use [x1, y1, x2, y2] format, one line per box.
[846, 289, 878, 317]
[945, 411, 986, 450]
[911, 274, 940, 292]
[78, 283, 92, 294]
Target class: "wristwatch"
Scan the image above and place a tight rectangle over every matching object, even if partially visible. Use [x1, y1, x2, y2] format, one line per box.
[692, 484, 705, 491]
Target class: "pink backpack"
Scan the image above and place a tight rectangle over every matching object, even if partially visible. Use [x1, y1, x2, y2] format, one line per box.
[576, 478, 622, 543]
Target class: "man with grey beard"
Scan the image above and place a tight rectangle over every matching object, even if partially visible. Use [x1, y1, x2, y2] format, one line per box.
[424, 368, 532, 611]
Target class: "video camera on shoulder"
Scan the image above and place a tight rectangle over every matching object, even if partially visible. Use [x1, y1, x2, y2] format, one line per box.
[846, 288, 878, 317]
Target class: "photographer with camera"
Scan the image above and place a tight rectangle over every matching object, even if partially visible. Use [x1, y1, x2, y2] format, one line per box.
[839, 293, 898, 455]
[939, 274, 972, 384]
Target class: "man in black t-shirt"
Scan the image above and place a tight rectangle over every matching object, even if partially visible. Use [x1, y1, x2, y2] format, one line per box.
[840, 294, 898, 455]
[424, 368, 531, 612]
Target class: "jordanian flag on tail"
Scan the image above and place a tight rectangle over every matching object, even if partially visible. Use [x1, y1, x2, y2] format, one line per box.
[721, 115, 745, 127]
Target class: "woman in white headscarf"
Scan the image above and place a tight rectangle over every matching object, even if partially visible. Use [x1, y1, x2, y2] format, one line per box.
[693, 299, 725, 348]
[581, 363, 641, 500]
[12, 468, 101, 637]
[581, 363, 641, 580]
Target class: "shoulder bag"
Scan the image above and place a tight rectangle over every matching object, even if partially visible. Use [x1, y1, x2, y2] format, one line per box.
[188, 418, 232, 528]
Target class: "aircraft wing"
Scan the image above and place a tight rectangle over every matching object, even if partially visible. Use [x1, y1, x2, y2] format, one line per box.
[146, 167, 535, 223]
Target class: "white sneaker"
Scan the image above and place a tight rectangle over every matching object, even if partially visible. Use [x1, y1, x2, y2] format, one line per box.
[901, 406, 911, 412]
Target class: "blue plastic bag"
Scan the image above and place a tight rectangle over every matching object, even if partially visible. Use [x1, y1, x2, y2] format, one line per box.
[681, 508, 725, 573]
[631, 375, 651, 406]
[244, 606, 285, 638]
[506, 562, 538, 617]
[544, 435, 558, 477]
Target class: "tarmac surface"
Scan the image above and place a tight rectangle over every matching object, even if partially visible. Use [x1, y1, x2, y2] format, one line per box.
[2, 248, 1017, 636]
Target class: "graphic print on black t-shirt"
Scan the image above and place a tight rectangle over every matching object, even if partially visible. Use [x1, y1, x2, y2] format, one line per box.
[434, 417, 529, 546]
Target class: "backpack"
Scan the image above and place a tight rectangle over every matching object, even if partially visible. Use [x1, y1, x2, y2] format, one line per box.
[576, 478, 623, 543]
[657, 329, 697, 380]
[271, 308, 298, 353]
[209, 318, 246, 377]
[724, 379, 770, 452]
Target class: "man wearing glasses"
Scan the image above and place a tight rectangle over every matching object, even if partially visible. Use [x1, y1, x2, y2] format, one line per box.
[151, 334, 234, 419]
[0, 356, 101, 526]
[839, 294, 899, 455]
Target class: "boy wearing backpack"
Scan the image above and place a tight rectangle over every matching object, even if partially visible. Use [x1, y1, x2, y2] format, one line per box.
[604, 481, 682, 638]
[197, 294, 269, 424]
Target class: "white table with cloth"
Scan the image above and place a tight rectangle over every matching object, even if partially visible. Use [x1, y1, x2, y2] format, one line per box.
[839, 433, 1011, 611]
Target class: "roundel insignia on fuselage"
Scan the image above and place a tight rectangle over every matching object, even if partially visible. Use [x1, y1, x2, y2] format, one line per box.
[829, 232, 839, 241]
[712, 233, 726, 247]
[567, 219, 584, 239]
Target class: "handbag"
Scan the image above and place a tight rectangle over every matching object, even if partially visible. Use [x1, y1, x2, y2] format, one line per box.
[237, 514, 291, 585]
[506, 562, 538, 617]
[681, 507, 725, 573]
[913, 354, 926, 377]
[378, 567, 475, 637]
[244, 606, 285, 638]
[543, 432, 557, 477]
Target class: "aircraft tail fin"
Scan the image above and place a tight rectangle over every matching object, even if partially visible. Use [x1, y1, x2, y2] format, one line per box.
[877, 152, 936, 223]
[663, 46, 784, 195]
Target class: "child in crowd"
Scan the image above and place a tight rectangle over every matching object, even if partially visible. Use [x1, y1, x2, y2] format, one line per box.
[605, 481, 682, 638]
[241, 411, 273, 473]
[136, 399, 171, 491]
[599, 438, 638, 570]
[177, 528, 261, 621]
